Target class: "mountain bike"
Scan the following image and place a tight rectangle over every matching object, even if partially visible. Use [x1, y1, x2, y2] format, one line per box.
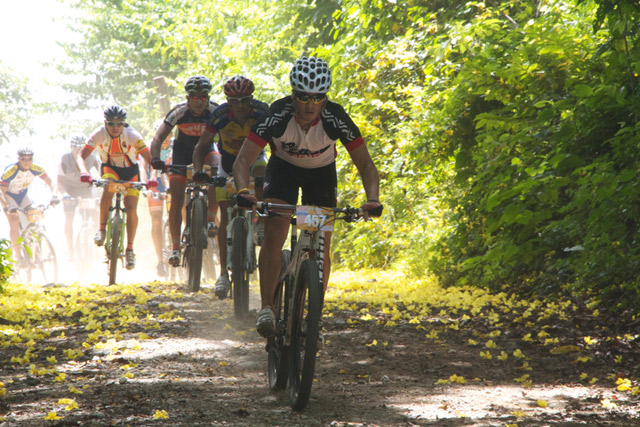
[260, 202, 369, 410]
[91, 179, 147, 286]
[217, 177, 260, 318]
[180, 174, 218, 293]
[9, 203, 59, 284]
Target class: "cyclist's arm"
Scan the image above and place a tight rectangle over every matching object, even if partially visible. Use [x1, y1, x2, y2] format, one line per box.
[139, 157, 150, 182]
[0, 186, 9, 210]
[75, 146, 93, 175]
[41, 174, 56, 194]
[150, 122, 173, 159]
[232, 138, 263, 192]
[139, 146, 153, 168]
[193, 129, 216, 172]
[348, 144, 380, 203]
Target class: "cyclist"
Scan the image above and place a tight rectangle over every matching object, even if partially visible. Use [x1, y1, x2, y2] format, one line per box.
[0, 147, 57, 258]
[193, 75, 269, 299]
[232, 56, 382, 337]
[140, 120, 172, 277]
[57, 133, 100, 258]
[76, 105, 156, 270]
[150, 75, 220, 269]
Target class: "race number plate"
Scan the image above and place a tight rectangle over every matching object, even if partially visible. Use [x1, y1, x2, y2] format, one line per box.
[108, 182, 128, 194]
[296, 206, 334, 232]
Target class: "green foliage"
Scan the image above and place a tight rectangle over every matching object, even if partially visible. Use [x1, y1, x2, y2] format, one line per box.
[0, 63, 32, 144]
[58, 0, 640, 310]
[0, 239, 13, 292]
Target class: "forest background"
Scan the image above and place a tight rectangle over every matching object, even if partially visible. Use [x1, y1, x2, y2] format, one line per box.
[2, 0, 640, 313]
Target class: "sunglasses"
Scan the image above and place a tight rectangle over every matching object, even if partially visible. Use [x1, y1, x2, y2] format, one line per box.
[106, 121, 125, 127]
[189, 94, 210, 101]
[227, 95, 252, 104]
[294, 92, 327, 104]
[19, 157, 33, 161]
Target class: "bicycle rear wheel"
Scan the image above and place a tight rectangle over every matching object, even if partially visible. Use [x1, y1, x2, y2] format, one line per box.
[289, 258, 322, 410]
[108, 215, 122, 286]
[268, 249, 291, 391]
[36, 233, 58, 283]
[231, 218, 249, 318]
[186, 198, 205, 292]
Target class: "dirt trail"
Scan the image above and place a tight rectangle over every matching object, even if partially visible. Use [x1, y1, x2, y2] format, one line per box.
[1, 280, 639, 426]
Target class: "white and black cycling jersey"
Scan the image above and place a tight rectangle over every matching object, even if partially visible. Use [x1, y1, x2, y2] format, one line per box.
[247, 96, 365, 168]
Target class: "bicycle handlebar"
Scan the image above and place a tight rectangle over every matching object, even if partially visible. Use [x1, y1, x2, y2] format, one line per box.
[255, 202, 368, 222]
[91, 179, 149, 190]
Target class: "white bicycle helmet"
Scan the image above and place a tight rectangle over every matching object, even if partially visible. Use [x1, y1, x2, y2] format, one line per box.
[70, 133, 86, 148]
[290, 56, 332, 94]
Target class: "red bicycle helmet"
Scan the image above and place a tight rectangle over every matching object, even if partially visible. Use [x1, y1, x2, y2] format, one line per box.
[223, 76, 255, 97]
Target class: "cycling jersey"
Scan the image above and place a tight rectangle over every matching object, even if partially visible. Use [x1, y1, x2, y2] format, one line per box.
[58, 151, 100, 195]
[85, 126, 149, 168]
[1, 162, 48, 204]
[206, 100, 268, 175]
[165, 100, 218, 169]
[248, 96, 365, 169]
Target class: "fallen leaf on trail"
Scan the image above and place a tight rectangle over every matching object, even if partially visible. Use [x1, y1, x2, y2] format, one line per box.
[44, 412, 63, 420]
[153, 409, 169, 419]
[537, 399, 547, 407]
[601, 398, 617, 409]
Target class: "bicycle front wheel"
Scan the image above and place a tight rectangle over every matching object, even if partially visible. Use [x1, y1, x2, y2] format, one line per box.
[268, 249, 291, 391]
[36, 233, 58, 284]
[288, 258, 323, 410]
[186, 198, 205, 292]
[108, 215, 122, 286]
[231, 218, 249, 318]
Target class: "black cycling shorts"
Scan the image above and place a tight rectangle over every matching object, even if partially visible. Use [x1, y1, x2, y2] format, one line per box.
[263, 155, 337, 207]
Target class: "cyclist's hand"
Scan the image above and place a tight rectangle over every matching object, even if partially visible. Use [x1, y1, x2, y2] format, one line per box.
[360, 200, 383, 220]
[80, 173, 92, 184]
[236, 192, 257, 208]
[4, 206, 18, 214]
[193, 170, 210, 183]
[146, 179, 159, 190]
[151, 158, 165, 171]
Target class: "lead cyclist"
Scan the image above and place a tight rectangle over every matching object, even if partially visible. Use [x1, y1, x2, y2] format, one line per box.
[231, 56, 383, 338]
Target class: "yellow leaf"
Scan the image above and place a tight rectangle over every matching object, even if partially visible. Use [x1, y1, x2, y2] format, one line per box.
[153, 409, 169, 419]
[601, 398, 617, 409]
[537, 399, 547, 407]
[366, 339, 377, 347]
[219, 361, 228, 366]
[69, 386, 83, 394]
[44, 412, 63, 420]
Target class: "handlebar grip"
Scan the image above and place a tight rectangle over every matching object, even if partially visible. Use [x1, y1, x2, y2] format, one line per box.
[366, 204, 384, 217]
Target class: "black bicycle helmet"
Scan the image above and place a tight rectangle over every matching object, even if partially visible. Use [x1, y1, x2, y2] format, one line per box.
[184, 75, 212, 94]
[103, 105, 127, 120]
[290, 56, 332, 93]
[17, 147, 34, 157]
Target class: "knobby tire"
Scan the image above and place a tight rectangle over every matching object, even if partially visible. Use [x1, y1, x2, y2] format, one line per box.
[289, 258, 322, 410]
[186, 198, 205, 293]
[268, 249, 291, 391]
[37, 232, 58, 283]
[108, 214, 122, 286]
[232, 218, 249, 318]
